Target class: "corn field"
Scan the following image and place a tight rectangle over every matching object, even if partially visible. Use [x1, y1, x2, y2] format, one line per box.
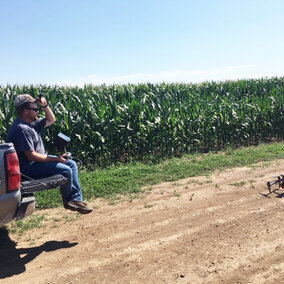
[1, 77, 284, 167]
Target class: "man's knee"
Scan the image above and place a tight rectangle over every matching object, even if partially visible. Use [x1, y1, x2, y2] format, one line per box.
[59, 164, 73, 178]
[66, 159, 78, 171]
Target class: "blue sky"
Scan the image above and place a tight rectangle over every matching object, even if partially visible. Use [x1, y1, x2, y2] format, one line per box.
[0, 0, 283, 86]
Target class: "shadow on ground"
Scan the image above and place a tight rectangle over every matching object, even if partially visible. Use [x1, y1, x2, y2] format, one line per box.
[0, 227, 77, 279]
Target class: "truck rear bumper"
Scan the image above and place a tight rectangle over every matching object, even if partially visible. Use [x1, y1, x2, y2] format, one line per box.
[0, 191, 36, 225]
[16, 193, 36, 220]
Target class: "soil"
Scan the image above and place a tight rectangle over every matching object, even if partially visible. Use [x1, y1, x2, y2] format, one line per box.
[1, 160, 284, 284]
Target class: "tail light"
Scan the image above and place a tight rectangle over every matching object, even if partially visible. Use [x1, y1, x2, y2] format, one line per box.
[6, 151, 21, 192]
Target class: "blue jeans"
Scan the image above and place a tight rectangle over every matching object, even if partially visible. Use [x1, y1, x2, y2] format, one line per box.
[21, 159, 83, 203]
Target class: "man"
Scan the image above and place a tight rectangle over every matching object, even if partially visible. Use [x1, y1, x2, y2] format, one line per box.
[7, 94, 93, 214]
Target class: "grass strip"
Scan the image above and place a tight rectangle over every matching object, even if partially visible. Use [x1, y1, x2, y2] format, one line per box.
[35, 142, 284, 209]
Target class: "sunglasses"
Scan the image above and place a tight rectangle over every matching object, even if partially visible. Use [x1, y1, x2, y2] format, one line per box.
[26, 107, 39, 112]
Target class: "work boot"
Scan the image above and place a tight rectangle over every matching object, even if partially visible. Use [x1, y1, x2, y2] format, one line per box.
[64, 200, 93, 214]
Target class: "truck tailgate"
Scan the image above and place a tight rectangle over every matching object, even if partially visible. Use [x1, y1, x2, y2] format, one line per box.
[20, 174, 68, 193]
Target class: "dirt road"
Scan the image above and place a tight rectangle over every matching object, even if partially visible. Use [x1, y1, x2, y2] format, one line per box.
[1, 160, 284, 284]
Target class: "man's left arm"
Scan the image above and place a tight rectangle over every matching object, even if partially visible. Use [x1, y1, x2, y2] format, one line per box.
[38, 97, 56, 127]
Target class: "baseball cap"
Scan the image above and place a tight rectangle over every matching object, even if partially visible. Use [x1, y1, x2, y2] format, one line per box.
[14, 94, 37, 108]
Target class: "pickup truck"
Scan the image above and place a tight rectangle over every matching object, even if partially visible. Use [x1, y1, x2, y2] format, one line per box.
[0, 143, 67, 226]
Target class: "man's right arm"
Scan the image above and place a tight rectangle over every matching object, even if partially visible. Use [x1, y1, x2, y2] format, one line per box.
[24, 151, 67, 163]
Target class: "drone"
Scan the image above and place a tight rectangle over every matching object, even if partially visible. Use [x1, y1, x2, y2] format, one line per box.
[267, 174, 284, 194]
